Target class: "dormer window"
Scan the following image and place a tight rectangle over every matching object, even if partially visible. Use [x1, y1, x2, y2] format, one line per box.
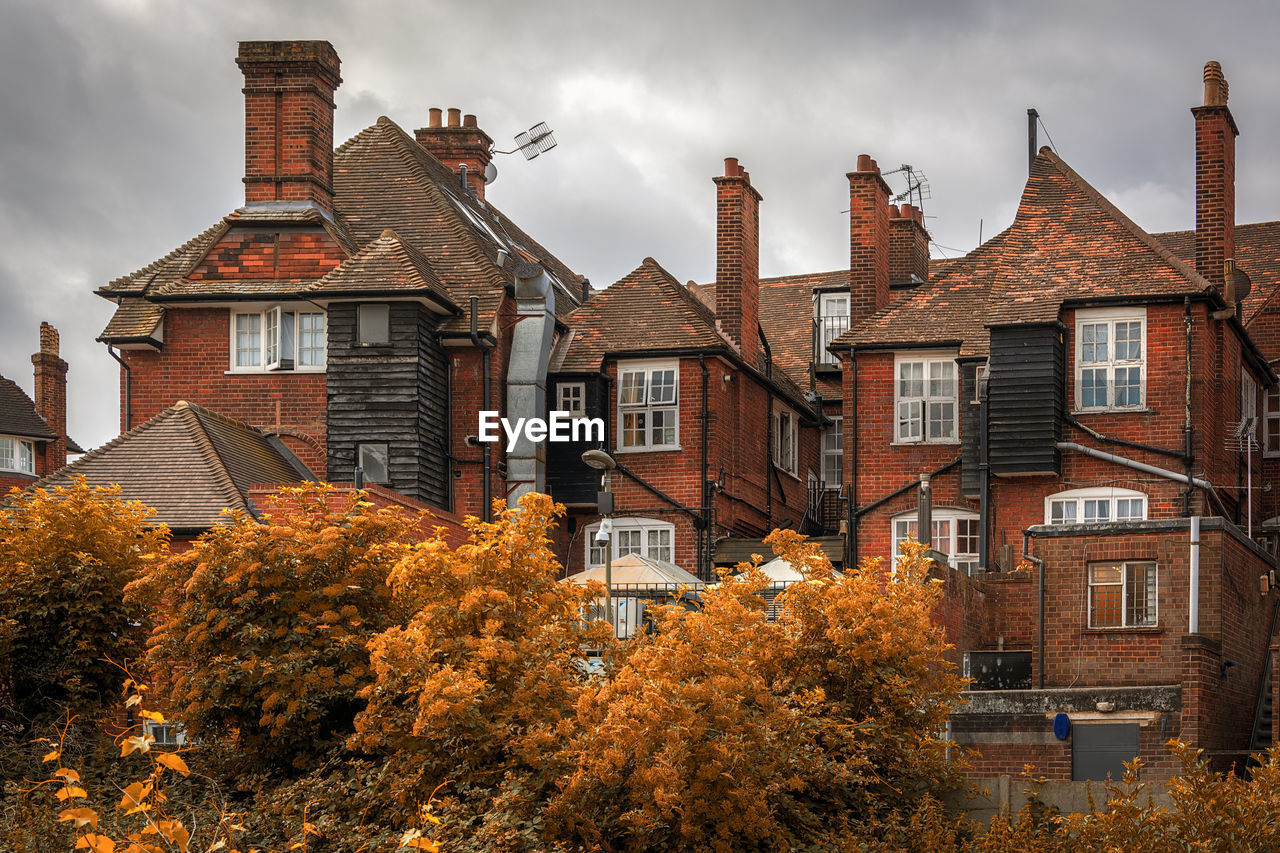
[814, 292, 850, 367]
[230, 307, 325, 372]
[0, 435, 35, 474]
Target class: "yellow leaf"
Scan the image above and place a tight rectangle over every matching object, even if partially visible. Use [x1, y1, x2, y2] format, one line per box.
[58, 806, 98, 827]
[303, 821, 320, 836]
[139, 709, 164, 723]
[41, 749, 60, 763]
[55, 767, 81, 782]
[74, 834, 115, 853]
[56, 785, 88, 800]
[126, 694, 142, 708]
[120, 734, 153, 756]
[119, 781, 151, 812]
[155, 751, 190, 776]
[289, 844, 304, 851]
[158, 818, 190, 848]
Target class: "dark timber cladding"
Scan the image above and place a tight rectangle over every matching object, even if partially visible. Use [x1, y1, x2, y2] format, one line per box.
[959, 361, 982, 495]
[987, 324, 1065, 476]
[545, 374, 608, 506]
[326, 302, 450, 507]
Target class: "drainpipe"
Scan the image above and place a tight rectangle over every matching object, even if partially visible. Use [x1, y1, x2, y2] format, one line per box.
[978, 365, 990, 570]
[1056, 441, 1230, 519]
[1189, 515, 1201, 634]
[918, 473, 932, 548]
[699, 354, 711, 581]
[505, 264, 556, 507]
[1184, 297, 1195, 516]
[1023, 530, 1046, 689]
[469, 295, 494, 521]
[761, 327, 774, 527]
[106, 345, 132, 431]
[847, 356, 858, 569]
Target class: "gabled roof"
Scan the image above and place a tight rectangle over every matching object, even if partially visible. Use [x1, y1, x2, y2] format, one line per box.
[305, 228, 457, 311]
[555, 258, 732, 371]
[30, 401, 311, 531]
[97, 116, 582, 341]
[0, 377, 59, 441]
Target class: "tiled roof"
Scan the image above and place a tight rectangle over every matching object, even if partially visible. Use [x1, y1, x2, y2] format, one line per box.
[30, 401, 311, 530]
[97, 299, 164, 342]
[97, 115, 582, 340]
[0, 377, 58, 441]
[305, 229, 456, 309]
[1154, 221, 1280, 326]
[555, 258, 731, 371]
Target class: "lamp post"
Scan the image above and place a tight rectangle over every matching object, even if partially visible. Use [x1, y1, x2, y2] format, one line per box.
[582, 448, 617, 629]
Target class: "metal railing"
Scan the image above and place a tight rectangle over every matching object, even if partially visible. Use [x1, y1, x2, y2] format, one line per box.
[813, 315, 850, 366]
[803, 479, 846, 536]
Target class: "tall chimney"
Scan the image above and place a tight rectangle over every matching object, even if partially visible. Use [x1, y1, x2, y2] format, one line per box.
[31, 322, 68, 475]
[416, 109, 495, 202]
[236, 41, 342, 212]
[889, 203, 930, 287]
[1193, 60, 1237, 291]
[848, 154, 891, 325]
[713, 157, 763, 365]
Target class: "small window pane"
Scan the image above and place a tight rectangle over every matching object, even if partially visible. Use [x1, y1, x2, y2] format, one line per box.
[619, 372, 645, 406]
[357, 443, 389, 483]
[650, 409, 677, 446]
[1084, 500, 1110, 522]
[0, 438, 12, 470]
[235, 313, 262, 366]
[622, 411, 646, 448]
[298, 313, 325, 366]
[1051, 501, 1076, 525]
[617, 529, 642, 557]
[358, 304, 390, 344]
[559, 383, 585, 416]
[649, 369, 677, 404]
[18, 441, 33, 473]
[1081, 369, 1107, 408]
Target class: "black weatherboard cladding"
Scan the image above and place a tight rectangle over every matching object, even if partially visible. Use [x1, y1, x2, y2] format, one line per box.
[545, 374, 608, 506]
[987, 325, 1065, 476]
[326, 302, 450, 507]
[959, 362, 981, 495]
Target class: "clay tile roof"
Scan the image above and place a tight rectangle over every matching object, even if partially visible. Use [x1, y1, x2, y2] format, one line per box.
[30, 401, 311, 530]
[556, 258, 731, 371]
[97, 220, 227, 297]
[306, 229, 457, 310]
[0, 376, 58, 441]
[1155, 221, 1280, 326]
[983, 149, 1210, 326]
[98, 299, 165, 343]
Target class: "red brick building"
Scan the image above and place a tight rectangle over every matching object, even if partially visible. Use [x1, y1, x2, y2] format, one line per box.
[0, 323, 81, 494]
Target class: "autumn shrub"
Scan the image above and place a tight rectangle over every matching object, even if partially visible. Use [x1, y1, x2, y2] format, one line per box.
[0, 477, 165, 753]
[135, 483, 415, 773]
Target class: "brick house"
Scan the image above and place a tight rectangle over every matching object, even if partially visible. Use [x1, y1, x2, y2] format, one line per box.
[0, 323, 81, 494]
[825, 62, 1280, 784]
[94, 40, 584, 525]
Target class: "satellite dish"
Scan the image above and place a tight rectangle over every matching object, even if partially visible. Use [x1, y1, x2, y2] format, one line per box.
[484, 161, 498, 185]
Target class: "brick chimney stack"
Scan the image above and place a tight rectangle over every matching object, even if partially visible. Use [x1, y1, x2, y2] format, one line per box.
[849, 155, 891, 325]
[713, 157, 763, 365]
[889, 203, 930, 287]
[236, 41, 342, 212]
[31, 322, 68, 475]
[1193, 60, 1237, 291]
[416, 109, 495, 202]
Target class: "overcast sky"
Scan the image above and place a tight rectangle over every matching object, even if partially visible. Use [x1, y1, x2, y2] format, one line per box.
[2, 0, 1278, 452]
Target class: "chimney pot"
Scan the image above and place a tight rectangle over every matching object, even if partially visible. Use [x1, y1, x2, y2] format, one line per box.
[889, 204, 902, 219]
[447, 107, 462, 127]
[463, 113, 478, 127]
[1204, 61, 1227, 106]
[429, 107, 443, 128]
[856, 153, 873, 172]
[39, 321, 59, 356]
[416, 110, 495, 202]
[725, 157, 739, 176]
[743, 169, 750, 183]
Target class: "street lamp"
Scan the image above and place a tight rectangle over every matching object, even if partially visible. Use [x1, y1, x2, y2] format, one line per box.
[581, 449, 617, 629]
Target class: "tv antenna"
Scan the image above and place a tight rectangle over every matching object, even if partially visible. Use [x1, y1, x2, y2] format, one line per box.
[494, 121, 558, 161]
[883, 164, 931, 210]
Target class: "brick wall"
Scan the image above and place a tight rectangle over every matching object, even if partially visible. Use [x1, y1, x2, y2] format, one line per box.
[187, 228, 347, 281]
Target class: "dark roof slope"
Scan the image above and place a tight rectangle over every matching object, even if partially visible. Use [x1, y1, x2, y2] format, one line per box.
[30, 401, 310, 530]
[307, 228, 457, 309]
[0, 377, 58, 441]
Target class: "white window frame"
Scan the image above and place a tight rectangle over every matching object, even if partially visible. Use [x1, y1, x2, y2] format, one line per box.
[891, 508, 980, 574]
[1075, 306, 1146, 412]
[1241, 368, 1259, 445]
[772, 404, 798, 476]
[1088, 560, 1158, 629]
[1265, 386, 1280, 458]
[229, 306, 326, 373]
[617, 360, 679, 452]
[822, 416, 842, 489]
[585, 517, 675, 568]
[815, 291, 850, 367]
[558, 382, 586, 417]
[1046, 487, 1148, 525]
[0, 435, 35, 475]
[894, 351, 959, 444]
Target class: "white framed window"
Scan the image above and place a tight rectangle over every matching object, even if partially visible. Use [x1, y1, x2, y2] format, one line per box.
[1075, 307, 1145, 411]
[618, 360, 679, 451]
[1046, 487, 1147, 525]
[1241, 368, 1259, 445]
[772, 404, 797, 476]
[559, 382, 586, 417]
[895, 352, 958, 443]
[585, 517, 675, 567]
[822, 417, 842, 488]
[1089, 561, 1157, 628]
[230, 307, 325, 372]
[815, 291, 850, 366]
[1265, 387, 1280, 458]
[891, 508, 980, 574]
[0, 436, 35, 474]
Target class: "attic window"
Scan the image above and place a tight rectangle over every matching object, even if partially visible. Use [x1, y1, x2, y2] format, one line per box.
[0, 436, 35, 475]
